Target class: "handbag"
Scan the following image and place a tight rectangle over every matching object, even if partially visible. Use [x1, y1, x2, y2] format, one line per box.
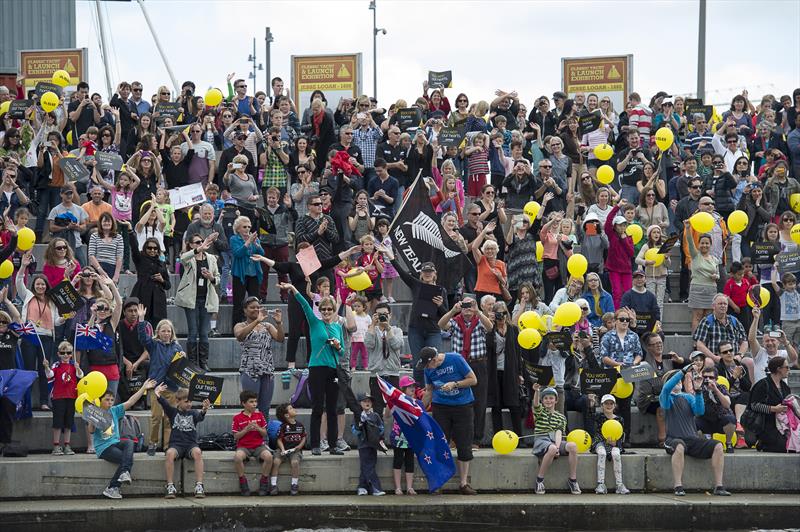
[544, 266, 560, 280]
[741, 406, 766, 434]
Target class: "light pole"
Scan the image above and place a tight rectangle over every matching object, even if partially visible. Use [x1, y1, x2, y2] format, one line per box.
[248, 37, 263, 93]
[696, 0, 706, 100]
[265, 27, 274, 100]
[368, 0, 386, 99]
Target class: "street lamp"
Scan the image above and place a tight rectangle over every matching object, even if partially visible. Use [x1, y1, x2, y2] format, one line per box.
[369, 0, 386, 100]
[248, 37, 263, 93]
[265, 27, 274, 99]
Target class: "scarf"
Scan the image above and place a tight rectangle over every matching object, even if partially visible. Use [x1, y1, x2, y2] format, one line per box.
[312, 111, 324, 137]
[453, 313, 480, 361]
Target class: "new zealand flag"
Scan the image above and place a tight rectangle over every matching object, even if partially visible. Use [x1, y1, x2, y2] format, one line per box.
[377, 377, 455, 492]
[75, 323, 114, 352]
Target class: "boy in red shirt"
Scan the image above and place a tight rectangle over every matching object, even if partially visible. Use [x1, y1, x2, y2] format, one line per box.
[724, 261, 752, 331]
[45, 340, 83, 455]
[231, 390, 273, 496]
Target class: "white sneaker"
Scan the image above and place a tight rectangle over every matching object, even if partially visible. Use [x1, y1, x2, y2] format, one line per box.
[195, 482, 205, 498]
[595, 483, 607, 494]
[388, 297, 396, 303]
[568, 479, 582, 495]
[535, 481, 546, 495]
[335, 438, 350, 452]
[615, 483, 630, 495]
[103, 486, 122, 499]
[118, 471, 132, 484]
[379, 296, 388, 303]
[165, 483, 177, 499]
[372, 490, 386, 496]
[357, 487, 368, 496]
[319, 439, 330, 452]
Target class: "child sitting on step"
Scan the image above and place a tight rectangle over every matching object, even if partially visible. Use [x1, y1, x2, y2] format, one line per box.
[272, 402, 306, 496]
[591, 394, 630, 495]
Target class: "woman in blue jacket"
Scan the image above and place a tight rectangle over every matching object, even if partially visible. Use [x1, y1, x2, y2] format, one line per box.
[229, 216, 264, 327]
[583, 272, 614, 327]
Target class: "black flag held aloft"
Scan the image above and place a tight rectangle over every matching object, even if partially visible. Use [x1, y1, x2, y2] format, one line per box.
[389, 176, 469, 291]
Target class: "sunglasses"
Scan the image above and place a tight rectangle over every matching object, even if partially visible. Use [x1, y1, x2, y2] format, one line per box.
[617, 317, 631, 323]
[700, 202, 714, 206]
[59, 350, 73, 355]
[310, 202, 323, 206]
[160, 92, 170, 96]
[689, 185, 702, 189]
[539, 164, 552, 168]
[457, 99, 467, 103]
[95, 306, 109, 312]
[132, 88, 142, 92]
[55, 246, 67, 250]
[236, 84, 247, 89]
[319, 307, 334, 313]
[783, 218, 795, 222]
[0, 320, 9, 325]
[719, 349, 734, 354]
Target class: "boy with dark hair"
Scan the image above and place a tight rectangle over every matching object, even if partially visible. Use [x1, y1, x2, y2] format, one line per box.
[530, 383, 580, 495]
[154, 384, 209, 499]
[724, 261, 752, 331]
[232, 390, 272, 496]
[353, 393, 387, 496]
[273, 403, 306, 496]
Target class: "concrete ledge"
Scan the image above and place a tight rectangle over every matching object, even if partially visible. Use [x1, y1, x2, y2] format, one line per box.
[1, 449, 797, 501]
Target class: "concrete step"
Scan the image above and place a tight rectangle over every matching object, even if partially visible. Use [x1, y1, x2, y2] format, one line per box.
[0, 448, 796, 500]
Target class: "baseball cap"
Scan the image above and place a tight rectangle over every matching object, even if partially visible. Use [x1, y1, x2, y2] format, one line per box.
[601, 394, 617, 404]
[356, 392, 373, 402]
[416, 347, 438, 368]
[690, 350, 706, 361]
[60, 185, 74, 194]
[661, 97, 675, 106]
[398, 376, 416, 389]
[553, 91, 567, 100]
[633, 268, 646, 278]
[541, 387, 558, 398]
[420, 262, 436, 272]
[122, 297, 140, 310]
[613, 215, 627, 226]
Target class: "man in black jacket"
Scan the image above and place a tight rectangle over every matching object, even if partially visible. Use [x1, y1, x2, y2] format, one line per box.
[109, 82, 137, 156]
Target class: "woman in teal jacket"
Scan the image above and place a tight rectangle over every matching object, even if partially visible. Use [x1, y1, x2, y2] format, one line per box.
[281, 282, 345, 456]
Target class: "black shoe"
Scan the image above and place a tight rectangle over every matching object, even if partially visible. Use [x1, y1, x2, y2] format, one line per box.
[329, 449, 344, 456]
[674, 486, 686, 496]
[258, 480, 269, 496]
[199, 362, 210, 372]
[311, 447, 321, 456]
[726, 443, 734, 454]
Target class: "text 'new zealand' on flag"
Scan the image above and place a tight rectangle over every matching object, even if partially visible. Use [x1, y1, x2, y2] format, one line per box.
[388, 175, 468, 292]
[377, 377, 455, 492]
[75, 323, 113, 352]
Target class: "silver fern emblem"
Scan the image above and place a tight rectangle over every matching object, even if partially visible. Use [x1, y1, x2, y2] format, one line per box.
[404, 213, 461, 259]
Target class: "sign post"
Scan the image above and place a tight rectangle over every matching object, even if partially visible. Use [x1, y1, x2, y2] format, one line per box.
[291, 54, 362, 120]
[562, 55, 632, 115]
[19, 49, 88, 95]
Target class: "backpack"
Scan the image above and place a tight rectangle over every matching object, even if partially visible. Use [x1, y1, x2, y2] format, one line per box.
[119, 414, 145, 452]
[290, 372, 313, 409]
[267, 419, 282, 449]
[198, 432, 236, 451]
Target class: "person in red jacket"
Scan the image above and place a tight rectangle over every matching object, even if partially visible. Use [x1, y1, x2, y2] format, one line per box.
[45, 340, 84, 456]
[604, 201, 635, 309]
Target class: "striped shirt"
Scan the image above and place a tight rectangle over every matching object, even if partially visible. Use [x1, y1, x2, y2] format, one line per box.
[353, 127, 383, 168]
[88, 233, 124, 268]
[628, 105, 653, 145]
[685, 131, 714, 153]
[467, 148, 489, 175]
[532, 404, 567, 436]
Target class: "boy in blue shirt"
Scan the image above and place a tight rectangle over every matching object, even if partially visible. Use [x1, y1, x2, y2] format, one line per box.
[90, 378, 157, 499]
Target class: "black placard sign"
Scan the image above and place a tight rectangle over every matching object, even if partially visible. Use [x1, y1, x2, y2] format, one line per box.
[167, 355, 203, 389]
[438, 127, 464, 148]
[58, 157, 90, 182]
[396, 108, 422, 131]
[82, 403, 113, 432]
[580, 368, 617, 396]
[34, 81, 62, 98]
[657, 234, 679, 254]
[751, 241, 779, 265]
[777, 251, 800, 275]
[46, 280, 85, 316]
[524, 362, 554, 386]
[427, 70, 453, 89]
[543, 331, 572, 351]
[127, 372, 146, 395]
[94, 151, 124, 172]
[8, 99, 31, 119]
[620, 362, 657, 383]
[155, 101, 181, 124]
[579, 111, 602, 135]
[685, 98, 713, 122]
[189, 374, 224, 403]
[634, 311, 655, 333]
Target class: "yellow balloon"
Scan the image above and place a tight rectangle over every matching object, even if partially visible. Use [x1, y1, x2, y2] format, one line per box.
[593, 143, 614, 161]
[523, 201, 540, 222]
[40, 91, 59, 113]
[205, 88, 223, 107]
[518, 310, 537, 330]
[712, 432, 736, 446]
[746, 286, 771, 308]
[791, 193, 800, 214]
[566, 429, 592, 453]
[553, 302, 581, 327]
[535, 241, 544, 262]
[596, 164, 614, 185]
[567, 253, 588, 277]
[74, 393, 89, 414]
[492, 430, 519, 455]
[518, 328, 542, 349]
[16, 227, 36, 251]
[0, 101, 9, 116]
[791, 223, 800, 245]
[601, 419, 624, 441]
[77, 371, 108, 400]
[626, 224, 643, 245]
[689, 212, 714, 233]
[611, 377, 634, 399]
[644, 247, 665, 267]
[345, 269, 373, 291]
[654, 127, 674, 151]
[52, 69, 71, 87]
[0, 260, 12, 279]
[727, 210, 749, 235]
[66, 130, 73, 145]
[717, 376, 730, 390]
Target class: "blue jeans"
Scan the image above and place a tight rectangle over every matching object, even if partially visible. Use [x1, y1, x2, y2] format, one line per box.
[220, 251, 232, 299]
[99, 439, 134, 488]
[240, 373, 275, 419]
[408, 326, 443, 384]
[184, 299, 210, 344]
[619, 184, 640, 205]
[35, 187, 61, 238]
[358, 447, 382, 492]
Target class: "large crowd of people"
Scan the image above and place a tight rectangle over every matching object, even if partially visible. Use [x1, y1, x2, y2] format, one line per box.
[0, 75, 799, 499]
